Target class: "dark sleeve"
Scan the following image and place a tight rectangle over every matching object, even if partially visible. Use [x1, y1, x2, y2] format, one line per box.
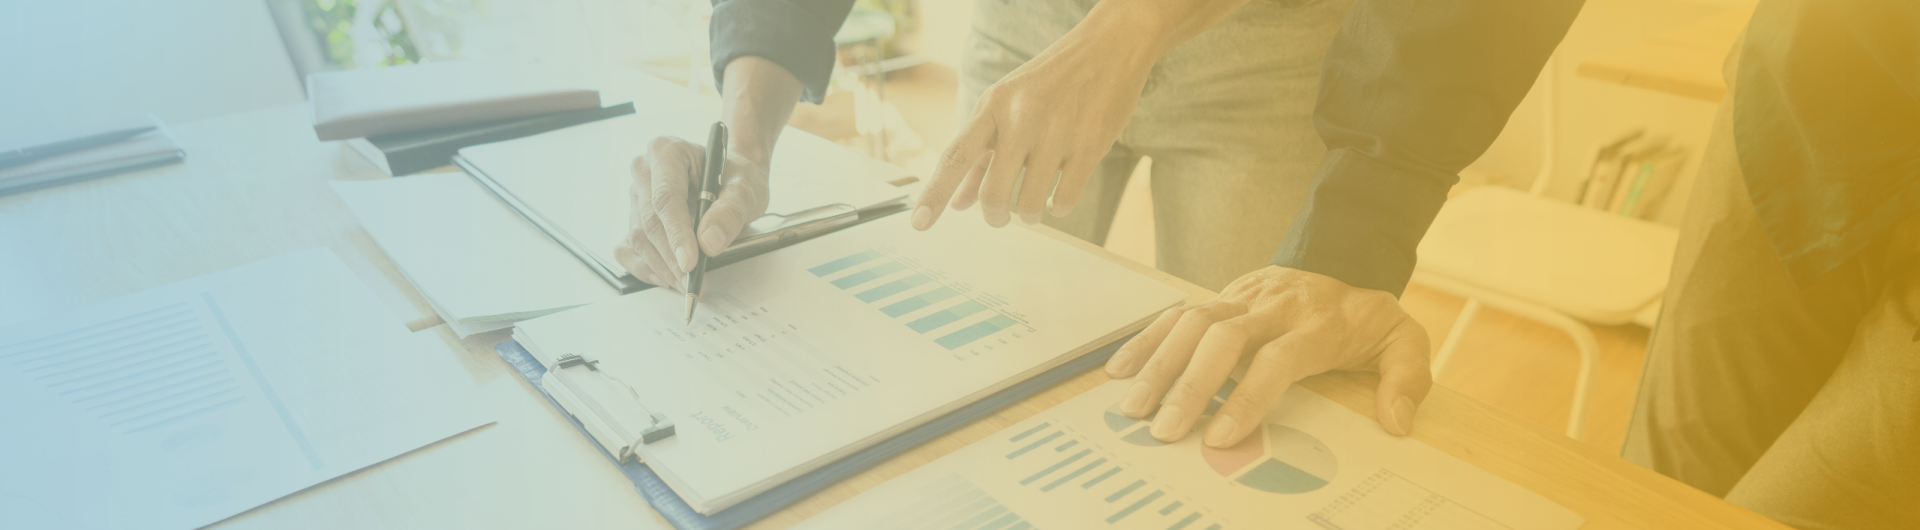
[1269, 0, 1584, 296]
[1735, 0, 1920, 285]
[709, 0, 856, 104]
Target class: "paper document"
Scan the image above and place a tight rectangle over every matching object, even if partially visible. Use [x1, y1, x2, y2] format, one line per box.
[793, 380, 1585, 530]
[333, 174, 618, 333]
[0, 249, 491, 530]
[457, 108, 910, 287]
[512, 215, 1186, 514]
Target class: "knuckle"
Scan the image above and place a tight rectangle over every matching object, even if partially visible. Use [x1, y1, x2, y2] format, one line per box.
[1170, 377, 1210, 400]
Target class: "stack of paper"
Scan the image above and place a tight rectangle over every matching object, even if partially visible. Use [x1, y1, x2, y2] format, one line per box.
[0, 249, 491, 530]
[511, 214, 1188, 514]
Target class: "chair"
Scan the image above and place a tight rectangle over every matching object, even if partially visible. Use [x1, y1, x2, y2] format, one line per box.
[1415, 185, 1677, 440]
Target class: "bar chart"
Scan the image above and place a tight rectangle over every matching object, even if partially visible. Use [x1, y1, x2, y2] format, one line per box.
[850, 474, 1041, 530]
[998, 422, 1225, 530]
[809, 249, 1032, 352]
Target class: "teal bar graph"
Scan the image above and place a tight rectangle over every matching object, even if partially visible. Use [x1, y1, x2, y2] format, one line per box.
[908, 300, 988, 333]
[856, 274, 931, 302]
[832, 261, 908, 289]
[1108, 490, 1163, 523]
[881, 286, 959, 317]
[857, 475, 1037, 530]
[935, 315, 1019, 350]
[810, 249, 882, 276]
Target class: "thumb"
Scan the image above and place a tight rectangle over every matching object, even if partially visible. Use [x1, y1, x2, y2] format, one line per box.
[1373, 321, 1434, 436]
[696, 177, 768, 256]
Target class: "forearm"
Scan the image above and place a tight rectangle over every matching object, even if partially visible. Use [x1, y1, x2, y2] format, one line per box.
[719, 56, 806, 167]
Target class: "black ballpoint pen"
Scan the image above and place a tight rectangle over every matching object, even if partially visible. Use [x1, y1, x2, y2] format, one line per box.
[686, 122, 728, 324]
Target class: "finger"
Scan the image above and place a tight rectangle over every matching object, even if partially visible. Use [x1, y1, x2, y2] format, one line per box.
[620, 166, 669, 287]
[1106, 305, 1193, 378]
[1204, 332, 1314, 448]
[914, 119, 995, 230]
[1014, 152, 1062, 225]
[697, 172, 769, 256]
[648, 137, 703, 272]
[1120, 302, 1246, 418]
[1050, 154, 1099, 217]
[1151, 314, 1276, 442]
[613, 244, 667, 288]
[632, 229, 681, 294]
[949, 154, 991, 211]
[1372, 321, 1434, 436]
[976, 147, 1028, 228]
[638, 209, 687, 290]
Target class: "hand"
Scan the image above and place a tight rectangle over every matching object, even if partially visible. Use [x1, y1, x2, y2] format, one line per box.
[1105, 265, 1433, 447]
[613, 136, 770, 292]
[909, 17, 1159, 230]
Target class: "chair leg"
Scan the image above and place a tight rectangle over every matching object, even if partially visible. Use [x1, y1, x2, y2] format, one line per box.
[1511, 307, 1601, 441]
[1408, 272, 1602, 441]
[1432, 298, 1481, 381]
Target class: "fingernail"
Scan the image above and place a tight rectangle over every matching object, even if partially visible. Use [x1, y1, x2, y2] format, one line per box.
[1204, 415, 1238, 447]
[700, 226, 728, 254]
[1389, 395, 1416, 436]
[911, 205, 933, 230]
[1105, 355, 1129, 378]
[1121, 382, 1152, 416]
[1050, 204, 1070, 217]
[676, 246, 696, 271]
[1150, 404, 1185, 440]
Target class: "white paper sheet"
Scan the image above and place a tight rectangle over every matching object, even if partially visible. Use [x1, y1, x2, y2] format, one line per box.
[512, 215, 1188, 513]
[0, 249, 492, 530]
[333, 174, 618, 330]
[792, 380, 1586, 530]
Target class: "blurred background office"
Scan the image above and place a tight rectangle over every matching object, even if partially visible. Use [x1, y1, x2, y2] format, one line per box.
[0, 0, 1758, 452]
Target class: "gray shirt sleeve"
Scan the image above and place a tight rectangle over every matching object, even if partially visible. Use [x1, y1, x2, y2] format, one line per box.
[708, 0, 856, 104]
[1269, 0, 1584, 296]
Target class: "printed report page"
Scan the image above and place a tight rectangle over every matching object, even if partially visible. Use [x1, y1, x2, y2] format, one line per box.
[792, 379, 1585, 530]
[512, 215, 1187, 512]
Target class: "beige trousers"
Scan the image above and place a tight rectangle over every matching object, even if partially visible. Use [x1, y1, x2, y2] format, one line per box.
[1622, 59, 1920, 530]
[958, 0, 1354, 291]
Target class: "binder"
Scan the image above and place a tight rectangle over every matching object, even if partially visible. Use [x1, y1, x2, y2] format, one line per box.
[348, 103, 637, 176]
[494, 332, 1136, 530]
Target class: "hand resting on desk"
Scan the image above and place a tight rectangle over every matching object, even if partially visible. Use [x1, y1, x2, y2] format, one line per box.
[1104, 265, 1434, 447]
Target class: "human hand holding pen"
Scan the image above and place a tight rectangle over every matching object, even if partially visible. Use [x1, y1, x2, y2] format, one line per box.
[613, 137, 766, 292]
[613, 56, 802, 292]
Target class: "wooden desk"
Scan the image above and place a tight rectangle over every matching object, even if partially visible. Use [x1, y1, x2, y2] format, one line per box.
[1575, 7, 1752, 103]
[0, 98, 1787, 529]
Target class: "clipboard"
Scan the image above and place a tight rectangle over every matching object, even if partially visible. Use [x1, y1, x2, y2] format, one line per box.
[494, 331, 1136, 530]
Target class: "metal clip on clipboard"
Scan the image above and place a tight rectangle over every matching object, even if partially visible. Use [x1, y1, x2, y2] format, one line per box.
[542, 353, 674, 463]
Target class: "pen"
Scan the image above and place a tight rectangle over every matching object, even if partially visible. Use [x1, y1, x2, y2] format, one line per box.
[0, 125, 155, 169]
[686, 122, 728, 324]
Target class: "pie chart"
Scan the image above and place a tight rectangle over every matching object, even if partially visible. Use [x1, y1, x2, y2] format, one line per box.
[1201, 424, 1337, 494]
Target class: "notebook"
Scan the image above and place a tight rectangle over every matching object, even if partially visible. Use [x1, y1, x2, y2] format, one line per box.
[510, 214, 1188, 514]
[308, 57, 600, 141]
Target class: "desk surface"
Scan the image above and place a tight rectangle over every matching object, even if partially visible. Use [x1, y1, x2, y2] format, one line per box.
[0, 98, 1788, 529]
